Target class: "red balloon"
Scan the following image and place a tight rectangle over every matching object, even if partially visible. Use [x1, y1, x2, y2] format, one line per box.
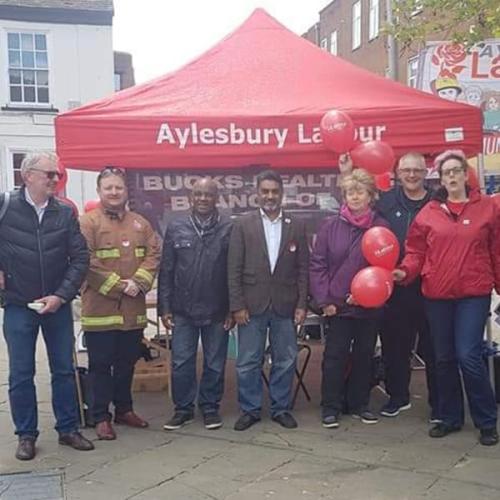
[375, 172, 392, 191]
[351, 266, 394, 308]
[361, 226, 400, 270]
[350, 140, 396, 175]
[55, 160, 68, 194]
[84, 199, 101, 213]
[57, 196, 79, 216]
[320, 109, 356, 154]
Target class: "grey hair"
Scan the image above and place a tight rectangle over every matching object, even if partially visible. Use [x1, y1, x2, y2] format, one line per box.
[20, 151, 58, 177]
[398, 152, 426, 169]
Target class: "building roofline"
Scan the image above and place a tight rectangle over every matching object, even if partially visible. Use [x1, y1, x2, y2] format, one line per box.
[319, 0, 337, 15]
[0, 5, 113, 25]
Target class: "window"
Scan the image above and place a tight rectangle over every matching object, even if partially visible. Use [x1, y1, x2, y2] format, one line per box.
[12, 153, 26, 188]
[114, 73, 122, 91]
[407, 57, 419, 88]
[8, 32, 49, 104]
[352, 1, 361, 50]
[369, 0, 380, 40]
[330, 31, 338, 56]
[320, 37, 328, 51]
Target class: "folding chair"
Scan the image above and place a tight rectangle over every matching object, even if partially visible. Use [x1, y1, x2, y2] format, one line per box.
[261, 325, 312, 408]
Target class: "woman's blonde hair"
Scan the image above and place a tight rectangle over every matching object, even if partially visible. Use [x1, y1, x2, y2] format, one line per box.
[340, 168, 378, 204]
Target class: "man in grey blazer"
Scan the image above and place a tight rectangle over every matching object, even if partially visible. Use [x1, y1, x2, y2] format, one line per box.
[228, 170, 309, 431]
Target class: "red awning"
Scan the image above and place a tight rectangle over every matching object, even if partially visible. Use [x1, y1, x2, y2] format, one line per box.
[55, 8, 483, 170]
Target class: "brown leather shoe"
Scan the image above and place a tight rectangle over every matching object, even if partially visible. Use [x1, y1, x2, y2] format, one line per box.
[15, 437, 36, 461]
[58, 431, 95, 450]
[115, 411, 149, 428]
[95, 420, 116, 440]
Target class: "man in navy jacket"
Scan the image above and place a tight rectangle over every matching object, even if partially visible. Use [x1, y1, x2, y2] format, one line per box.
[340, 152, 439, 421]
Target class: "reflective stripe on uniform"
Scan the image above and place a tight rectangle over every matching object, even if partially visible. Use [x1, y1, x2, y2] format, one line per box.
[137, 314, 147, 325]
[135, 247, 146, 258]
[98, 272, 121, 295]
[96, 248, 120, 259]
[134, 268, 154, 285]
[81, 315, 124, 327]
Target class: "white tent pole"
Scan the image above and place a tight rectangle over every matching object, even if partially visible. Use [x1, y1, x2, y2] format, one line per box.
[477, 152, 486, 191]
[478, 153, 496, 388]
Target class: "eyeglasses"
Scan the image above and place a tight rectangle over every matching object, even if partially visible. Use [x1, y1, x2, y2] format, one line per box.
[398, 168, 427, 175]
[30, 168, 63, 180]
[441, 166, 465, 177]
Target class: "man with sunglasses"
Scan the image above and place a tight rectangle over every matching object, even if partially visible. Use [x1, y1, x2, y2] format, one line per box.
[0, 152, 94, 460]
[340, 152, 439, 423]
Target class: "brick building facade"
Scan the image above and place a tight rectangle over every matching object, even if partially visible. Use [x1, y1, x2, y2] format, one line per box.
[303, 0, 423, 87]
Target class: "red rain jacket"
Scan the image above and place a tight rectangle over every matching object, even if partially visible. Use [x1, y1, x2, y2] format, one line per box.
[400, 190, 500, 299]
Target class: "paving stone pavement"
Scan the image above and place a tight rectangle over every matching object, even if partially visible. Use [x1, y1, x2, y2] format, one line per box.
[1, 312, 500, 500]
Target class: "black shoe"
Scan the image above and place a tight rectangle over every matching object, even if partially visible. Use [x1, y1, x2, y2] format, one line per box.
[479, 428, 499, 446]
[204, 412, 223, 430]
[380, 401, 412, 418]
[163, 412, 194, 430]
[15, 437, 36, 461]
[234, 413, 260, 431]
[352, 410, 379, 424]
[58, 431, 94, 451]
[272, 412, 298, 429]
[322, 414, 339, 429]
[429, 408, 442, 424]
[429, 423, 461, 438]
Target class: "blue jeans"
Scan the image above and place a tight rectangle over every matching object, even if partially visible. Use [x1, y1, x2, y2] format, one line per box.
[236, 308, 297, 417]
[171, 315, 228, 415]
[425, 296, 497, 430]
[3, 303, 79, 438]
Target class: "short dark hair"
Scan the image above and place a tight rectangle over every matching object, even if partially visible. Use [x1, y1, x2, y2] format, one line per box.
[97, 166, 126, 187]
[436, 154, 467, 177]
[256, 170, 283, 190]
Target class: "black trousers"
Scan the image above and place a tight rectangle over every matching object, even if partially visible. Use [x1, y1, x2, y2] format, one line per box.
[85, 329, 143, 423]
[321, 316, 377, 416]
[380, 284, 439, 414]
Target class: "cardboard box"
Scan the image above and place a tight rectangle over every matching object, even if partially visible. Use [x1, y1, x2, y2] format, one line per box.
[132, 339, 170, 393]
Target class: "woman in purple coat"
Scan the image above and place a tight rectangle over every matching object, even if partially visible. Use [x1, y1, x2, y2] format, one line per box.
[310, 169, 389, 428]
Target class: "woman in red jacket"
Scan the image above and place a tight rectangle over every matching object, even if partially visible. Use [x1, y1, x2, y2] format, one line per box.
[394, 151, 500, 446]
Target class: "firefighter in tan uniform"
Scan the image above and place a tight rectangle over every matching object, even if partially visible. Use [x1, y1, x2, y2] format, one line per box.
[80, 167, 161, 441]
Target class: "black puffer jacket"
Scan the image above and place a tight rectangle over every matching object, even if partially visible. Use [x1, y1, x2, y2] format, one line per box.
[0, 188, 89, 305]
[158, 214, 232, 325]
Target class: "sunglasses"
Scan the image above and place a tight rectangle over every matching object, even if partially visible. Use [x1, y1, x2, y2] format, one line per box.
[30, 168, 63, 180]
[98, 166, 125, 179]
[101, 166, 125, 176]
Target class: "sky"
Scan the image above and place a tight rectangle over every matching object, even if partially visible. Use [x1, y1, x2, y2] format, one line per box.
[113, 0, 328, 84]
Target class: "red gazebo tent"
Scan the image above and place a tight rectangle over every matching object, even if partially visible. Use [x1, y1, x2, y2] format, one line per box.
[55, 9, 482, 170]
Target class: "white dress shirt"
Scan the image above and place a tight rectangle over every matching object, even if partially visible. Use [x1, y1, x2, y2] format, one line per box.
[260, 209, 282, 273]
[25, 188, 49, 223]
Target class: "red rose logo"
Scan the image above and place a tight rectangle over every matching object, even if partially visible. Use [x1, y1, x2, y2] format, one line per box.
[434, 43, 467, 66]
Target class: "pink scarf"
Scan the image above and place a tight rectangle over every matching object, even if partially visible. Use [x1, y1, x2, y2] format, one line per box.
[340, 203, 374, 229]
